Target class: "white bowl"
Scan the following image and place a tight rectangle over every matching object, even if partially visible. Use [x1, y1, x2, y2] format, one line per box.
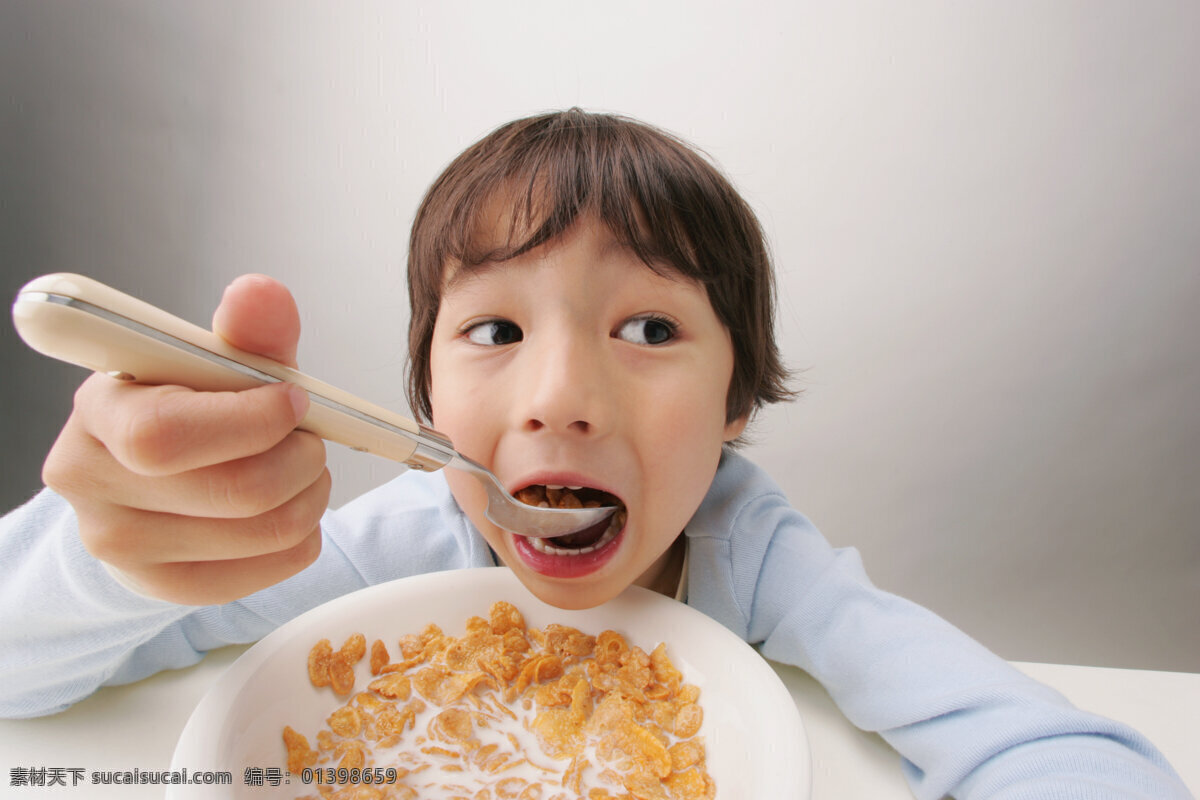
[169, 567, 809, 798]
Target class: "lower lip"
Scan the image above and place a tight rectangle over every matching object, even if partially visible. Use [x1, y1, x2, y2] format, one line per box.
[510, 525, 625, 578]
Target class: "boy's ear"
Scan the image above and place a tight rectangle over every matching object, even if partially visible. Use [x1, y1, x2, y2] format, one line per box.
[722, 414, 750, 443]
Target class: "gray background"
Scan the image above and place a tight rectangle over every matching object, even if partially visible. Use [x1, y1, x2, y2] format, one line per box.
[2, 1, 1197, 672]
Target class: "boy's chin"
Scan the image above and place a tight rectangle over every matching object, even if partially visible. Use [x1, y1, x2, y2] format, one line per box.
[505, 565, 626, 611]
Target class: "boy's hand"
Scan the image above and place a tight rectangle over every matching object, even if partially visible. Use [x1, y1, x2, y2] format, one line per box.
[42, 275, 331, 605]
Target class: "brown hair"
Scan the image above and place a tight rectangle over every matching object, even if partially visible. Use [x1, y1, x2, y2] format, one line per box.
[405, 108, 794, 436]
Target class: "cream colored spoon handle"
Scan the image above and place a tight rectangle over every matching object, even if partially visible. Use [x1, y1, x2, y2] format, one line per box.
[12, 272, 453, 472]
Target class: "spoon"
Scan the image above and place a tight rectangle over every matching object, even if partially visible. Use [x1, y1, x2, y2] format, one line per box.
[12, 273, 617, 539]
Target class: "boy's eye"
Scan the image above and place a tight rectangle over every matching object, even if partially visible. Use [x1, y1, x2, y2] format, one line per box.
[614, 315, 677, 346]
[464, 319, 523, 346]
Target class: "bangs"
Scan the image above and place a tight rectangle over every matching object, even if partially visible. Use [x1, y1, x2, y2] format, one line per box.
[420, 110, 730, 283]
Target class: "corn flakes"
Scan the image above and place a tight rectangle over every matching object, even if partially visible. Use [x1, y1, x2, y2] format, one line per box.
[283, 602, 716, 799]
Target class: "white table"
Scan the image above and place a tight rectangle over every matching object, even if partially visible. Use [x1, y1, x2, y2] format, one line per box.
[1, 648, 1196, 798]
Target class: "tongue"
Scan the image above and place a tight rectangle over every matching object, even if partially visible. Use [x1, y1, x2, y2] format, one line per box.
[548, 517, 611, 549]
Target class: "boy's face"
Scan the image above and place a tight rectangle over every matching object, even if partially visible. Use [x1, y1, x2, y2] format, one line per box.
[428, 217, 746, 609]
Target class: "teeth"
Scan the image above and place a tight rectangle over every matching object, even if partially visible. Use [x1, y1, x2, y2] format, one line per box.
[526, 513, 623, 557]
[545, 484, 564, 490]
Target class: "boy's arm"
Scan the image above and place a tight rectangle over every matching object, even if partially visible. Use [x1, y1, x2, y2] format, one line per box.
[0, 475, 494, 719]
[0, 488, 196, 717]
[686, 453, 1191, 800]
[755, 545, 1191, 799]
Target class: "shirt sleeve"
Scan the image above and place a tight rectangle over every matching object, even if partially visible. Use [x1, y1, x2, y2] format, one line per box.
[0, 475, 493, 719]
[684, 453, 1192, 800]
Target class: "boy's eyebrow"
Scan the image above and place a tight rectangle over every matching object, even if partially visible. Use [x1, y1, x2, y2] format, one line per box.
[441, 259, 508, 292]
[442, 249, 693, 295]
[439, 222, 697, 294]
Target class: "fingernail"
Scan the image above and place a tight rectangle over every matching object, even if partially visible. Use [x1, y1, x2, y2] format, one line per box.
[285, 384, 310, 421]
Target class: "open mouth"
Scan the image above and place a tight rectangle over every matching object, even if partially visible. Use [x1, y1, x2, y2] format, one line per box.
[514, 484, 627, 555]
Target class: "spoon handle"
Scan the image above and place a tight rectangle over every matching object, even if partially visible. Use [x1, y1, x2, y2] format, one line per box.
[12, 273, 454, 472]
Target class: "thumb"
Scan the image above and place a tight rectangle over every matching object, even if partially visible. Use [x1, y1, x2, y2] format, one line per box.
[211, 274, 302, 368]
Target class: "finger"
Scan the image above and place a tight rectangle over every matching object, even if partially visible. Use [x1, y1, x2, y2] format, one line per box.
[76, 468, 331, 566]
[59, 426, 326, 519]
[115, 526, 325, 606]
[212, 274, 302, 367]
[72, 373, 309, 477]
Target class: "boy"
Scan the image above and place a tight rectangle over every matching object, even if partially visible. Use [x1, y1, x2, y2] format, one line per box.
[0, 109, 1190, 799]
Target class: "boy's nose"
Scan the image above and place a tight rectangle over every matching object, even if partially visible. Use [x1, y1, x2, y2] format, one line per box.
[517, 333, 612, 437]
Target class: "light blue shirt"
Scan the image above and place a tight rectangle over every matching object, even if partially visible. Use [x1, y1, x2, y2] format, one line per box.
[0, 452, 1190, 799]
